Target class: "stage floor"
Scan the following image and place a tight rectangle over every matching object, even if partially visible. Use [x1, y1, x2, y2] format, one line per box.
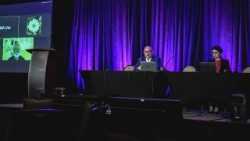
[183, 110, 250, 123]
[0, 103, 250, 140]
[0, 103, 249, 123]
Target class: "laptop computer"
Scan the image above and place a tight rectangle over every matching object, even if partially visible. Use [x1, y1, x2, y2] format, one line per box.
[199, 62, 215, 72]
[141, 61, 158, 72]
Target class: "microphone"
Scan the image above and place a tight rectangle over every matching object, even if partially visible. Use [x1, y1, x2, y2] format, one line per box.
[106, 67, 109, 71]
[164, 56, 175, 69]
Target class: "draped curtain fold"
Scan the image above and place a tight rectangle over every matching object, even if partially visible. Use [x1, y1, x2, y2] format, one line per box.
[68, 0, 250, 89]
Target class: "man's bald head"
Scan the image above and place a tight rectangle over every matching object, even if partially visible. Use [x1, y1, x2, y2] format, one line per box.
[143, 46, 153, 59]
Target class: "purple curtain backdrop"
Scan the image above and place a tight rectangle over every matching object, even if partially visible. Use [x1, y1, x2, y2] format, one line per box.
[68, 0, 250, 89]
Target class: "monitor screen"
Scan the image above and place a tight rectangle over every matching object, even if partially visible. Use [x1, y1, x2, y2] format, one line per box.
[199, 62, 215, 72]
[0, 0, 52, 73]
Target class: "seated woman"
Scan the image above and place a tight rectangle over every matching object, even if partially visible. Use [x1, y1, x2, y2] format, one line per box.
[208, 45, 231, 114]
[209, 45, 231, 73]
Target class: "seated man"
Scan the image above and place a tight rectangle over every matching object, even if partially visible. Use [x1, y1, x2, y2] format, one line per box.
[134, 46, 161, 71]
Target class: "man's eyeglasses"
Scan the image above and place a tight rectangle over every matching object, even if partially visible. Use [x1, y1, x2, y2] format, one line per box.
[144, 50, 152, 53]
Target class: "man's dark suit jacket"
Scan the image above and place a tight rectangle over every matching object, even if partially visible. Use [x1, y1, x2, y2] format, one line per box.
[134, 56, 161, 71]
[209, 58, 231, 73]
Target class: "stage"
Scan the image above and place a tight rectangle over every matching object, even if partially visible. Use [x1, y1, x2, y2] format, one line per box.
[0, 103, 250, 141]
[182, 111, 250, 141]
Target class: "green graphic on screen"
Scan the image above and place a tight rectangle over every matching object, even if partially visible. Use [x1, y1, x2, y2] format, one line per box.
[2, 37, 34, 61]
[26, 16, 42, 35]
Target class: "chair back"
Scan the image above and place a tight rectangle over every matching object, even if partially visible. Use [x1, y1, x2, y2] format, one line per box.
[183, 66, 196, 72]
[243, 67, 250, 73]
[123, 65, 134, 71]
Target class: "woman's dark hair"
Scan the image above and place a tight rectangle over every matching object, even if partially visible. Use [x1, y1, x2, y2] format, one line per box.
[212, 45, 223, 53]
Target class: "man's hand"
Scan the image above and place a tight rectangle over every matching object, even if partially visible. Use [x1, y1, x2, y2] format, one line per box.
[138, 65, 141, 70]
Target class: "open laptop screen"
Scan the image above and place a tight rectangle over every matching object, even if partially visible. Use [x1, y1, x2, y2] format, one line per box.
[141, 61, 157, 72]
[199, 62, 215, 72]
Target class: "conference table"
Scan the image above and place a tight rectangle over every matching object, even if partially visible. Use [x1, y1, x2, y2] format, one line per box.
[80, 71, 167, 98]
[80, 71, 250, 104]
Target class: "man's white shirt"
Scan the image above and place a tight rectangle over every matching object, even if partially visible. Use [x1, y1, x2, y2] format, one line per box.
[146, 58, 151, 62]
[138, 58, 152, 70]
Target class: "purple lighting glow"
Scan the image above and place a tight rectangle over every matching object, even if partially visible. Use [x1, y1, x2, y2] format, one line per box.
[69, 0, 250, 89]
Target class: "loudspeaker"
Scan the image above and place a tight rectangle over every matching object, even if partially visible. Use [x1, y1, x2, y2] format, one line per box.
[106, 97, 183, 140]
[107, 96, 182, 118]
[230, 94, 247, 122]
